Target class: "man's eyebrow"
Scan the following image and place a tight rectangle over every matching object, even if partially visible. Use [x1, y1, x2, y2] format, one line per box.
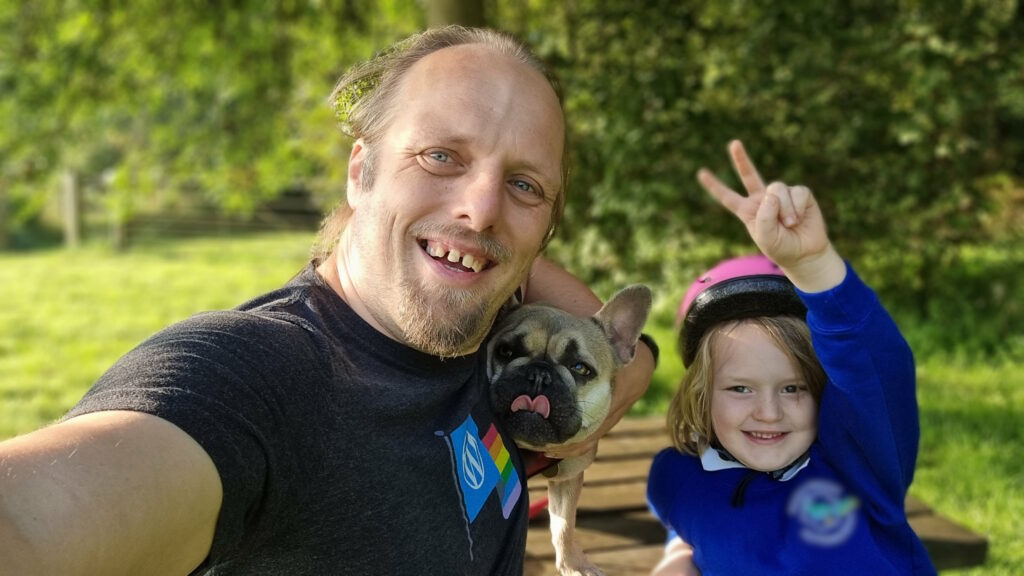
[407, 126, 473, 147]
[410, 128, 560, 187]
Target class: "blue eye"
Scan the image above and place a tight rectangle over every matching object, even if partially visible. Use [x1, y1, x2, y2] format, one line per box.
[509, 178, 548, 202]
[513, 179, 533, 193]
[428, 151, 450, 163]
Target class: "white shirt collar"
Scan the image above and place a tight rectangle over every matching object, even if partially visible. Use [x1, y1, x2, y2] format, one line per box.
[698, 446, 810, 482]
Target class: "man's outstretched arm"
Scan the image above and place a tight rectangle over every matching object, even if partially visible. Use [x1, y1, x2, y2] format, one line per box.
[0, 410, 222, 576]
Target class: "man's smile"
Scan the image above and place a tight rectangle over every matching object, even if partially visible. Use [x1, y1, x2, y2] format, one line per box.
[419, 239, 494, 273]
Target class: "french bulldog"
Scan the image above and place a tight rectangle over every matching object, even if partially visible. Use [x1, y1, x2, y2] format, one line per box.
[487, 285, 652, 576]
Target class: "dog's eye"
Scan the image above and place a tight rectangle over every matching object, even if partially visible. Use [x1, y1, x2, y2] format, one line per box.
[570, 362, 593, 377]
[496, 344, 515, 360]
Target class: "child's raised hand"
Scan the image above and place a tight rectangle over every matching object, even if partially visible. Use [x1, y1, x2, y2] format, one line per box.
[697, 140, 846, 292]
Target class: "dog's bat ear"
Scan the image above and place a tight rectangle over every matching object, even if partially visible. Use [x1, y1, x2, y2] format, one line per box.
[594, 284, 652, 365]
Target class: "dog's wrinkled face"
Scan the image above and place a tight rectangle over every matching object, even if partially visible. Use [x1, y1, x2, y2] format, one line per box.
[487, 285, 651, 451]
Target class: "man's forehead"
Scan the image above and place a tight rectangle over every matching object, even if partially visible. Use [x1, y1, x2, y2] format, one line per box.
[410, 43, 526, 79]
[403, 45, 559, 113]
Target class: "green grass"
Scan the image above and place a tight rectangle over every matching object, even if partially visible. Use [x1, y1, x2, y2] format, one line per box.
[1, 232, 1020, 573]
[0, 232, 314, 438]
[912, 356, 1023, 574]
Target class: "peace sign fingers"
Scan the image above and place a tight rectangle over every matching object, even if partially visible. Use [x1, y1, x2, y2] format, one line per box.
[697, 168, 750, 219]
[728, 140, 767, 198]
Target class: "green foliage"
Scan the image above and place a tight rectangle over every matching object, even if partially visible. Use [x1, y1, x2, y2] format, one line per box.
[496, 0, 1023, 359]
[1, 0, 423, 231]
[3, 0, 1021, 359]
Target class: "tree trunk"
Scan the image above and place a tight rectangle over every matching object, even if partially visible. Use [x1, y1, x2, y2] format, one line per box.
[62, 169, 82, 248]
[424, 0, 485, 28]
[0, 186, 8, 249]
[109, 213, 126, 251]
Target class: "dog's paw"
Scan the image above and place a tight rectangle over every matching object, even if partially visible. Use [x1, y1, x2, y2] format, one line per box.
[555, 543, 606, 576]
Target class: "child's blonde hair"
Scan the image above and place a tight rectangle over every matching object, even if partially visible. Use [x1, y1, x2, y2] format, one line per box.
[668, 315, 828, 456]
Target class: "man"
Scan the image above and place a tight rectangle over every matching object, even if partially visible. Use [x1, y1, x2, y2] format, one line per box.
[0, 26, 654, 575]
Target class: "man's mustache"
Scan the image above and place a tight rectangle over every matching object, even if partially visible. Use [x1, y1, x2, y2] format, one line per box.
[412, 222, 512, 264]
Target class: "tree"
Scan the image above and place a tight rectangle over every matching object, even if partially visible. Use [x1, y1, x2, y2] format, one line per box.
[424, 0, 484, 27]
[0, 0, 423, 247]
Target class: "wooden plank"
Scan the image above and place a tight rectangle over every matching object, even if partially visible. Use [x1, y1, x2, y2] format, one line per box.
[525, 544, 666, 576]
[526, 510, 666, 555]
[525, 545, 665, 576]
[904, 494, 932, 516]
[910, 513, 989, 570]
[529, 477, 648, 514]
[524, 511, 667, 576]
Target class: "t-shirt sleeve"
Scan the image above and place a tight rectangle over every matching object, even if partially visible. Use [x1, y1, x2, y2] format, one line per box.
[63, 310, 324, 559]
[797, 263, 919, 521]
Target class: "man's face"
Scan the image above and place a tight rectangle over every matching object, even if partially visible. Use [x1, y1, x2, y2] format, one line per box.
[340, 44, 564, 357]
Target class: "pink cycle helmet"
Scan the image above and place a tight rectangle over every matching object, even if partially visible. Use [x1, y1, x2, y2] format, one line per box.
[677, 254, 806, 367]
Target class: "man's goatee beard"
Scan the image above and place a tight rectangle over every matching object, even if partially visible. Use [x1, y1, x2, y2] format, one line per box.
[397, 283, 499, 358]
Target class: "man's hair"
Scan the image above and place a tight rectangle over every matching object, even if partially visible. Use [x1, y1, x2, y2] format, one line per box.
[311, 26, 568, 262]
[667, 315, 828, 456]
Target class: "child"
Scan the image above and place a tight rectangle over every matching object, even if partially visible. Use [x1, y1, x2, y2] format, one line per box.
[646, 141, 937, 575]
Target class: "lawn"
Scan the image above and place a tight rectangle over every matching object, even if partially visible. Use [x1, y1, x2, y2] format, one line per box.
[1, 232, 1020, 573]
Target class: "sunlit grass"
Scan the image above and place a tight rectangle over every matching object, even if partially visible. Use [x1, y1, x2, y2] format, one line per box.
[912, 356, 1023, 575]
[0, 232, 313, 438]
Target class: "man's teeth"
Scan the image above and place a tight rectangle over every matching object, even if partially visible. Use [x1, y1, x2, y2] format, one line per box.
[425, 242, 486, 273]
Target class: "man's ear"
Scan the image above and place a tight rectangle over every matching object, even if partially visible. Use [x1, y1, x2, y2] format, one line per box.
[346, 139, 366, 209]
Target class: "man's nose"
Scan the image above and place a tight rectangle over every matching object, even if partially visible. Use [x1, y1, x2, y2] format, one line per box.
[455, 169, 503, 232]
[753, 393, 782, 422]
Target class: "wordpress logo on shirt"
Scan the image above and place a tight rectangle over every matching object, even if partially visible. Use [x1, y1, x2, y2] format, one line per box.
[787, 478, 860, 547]
[461, 433, 487, 490]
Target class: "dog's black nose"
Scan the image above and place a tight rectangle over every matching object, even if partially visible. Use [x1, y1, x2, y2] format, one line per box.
[527, 366, 552, 392]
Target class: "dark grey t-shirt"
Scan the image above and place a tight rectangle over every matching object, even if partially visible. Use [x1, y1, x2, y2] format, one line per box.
[65, 265, 529, 575]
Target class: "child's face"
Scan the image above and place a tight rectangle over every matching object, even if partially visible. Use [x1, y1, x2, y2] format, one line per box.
[709, 321, 818, 472]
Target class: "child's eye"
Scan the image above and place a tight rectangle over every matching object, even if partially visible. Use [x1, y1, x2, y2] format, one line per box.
[782, 384, 807, 394]
[727, 385, 751, 393]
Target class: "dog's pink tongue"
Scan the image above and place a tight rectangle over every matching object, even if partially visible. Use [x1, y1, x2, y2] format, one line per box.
[510, 394, 551, 419]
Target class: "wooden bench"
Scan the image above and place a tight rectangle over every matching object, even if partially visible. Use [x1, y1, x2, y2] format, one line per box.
[524, 417, 988, 574]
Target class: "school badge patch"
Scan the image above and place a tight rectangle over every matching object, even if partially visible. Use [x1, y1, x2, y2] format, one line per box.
[786, 477, 861, 547]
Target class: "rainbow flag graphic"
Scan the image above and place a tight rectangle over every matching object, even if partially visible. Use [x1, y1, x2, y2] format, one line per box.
[482, 422, 522, 519]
